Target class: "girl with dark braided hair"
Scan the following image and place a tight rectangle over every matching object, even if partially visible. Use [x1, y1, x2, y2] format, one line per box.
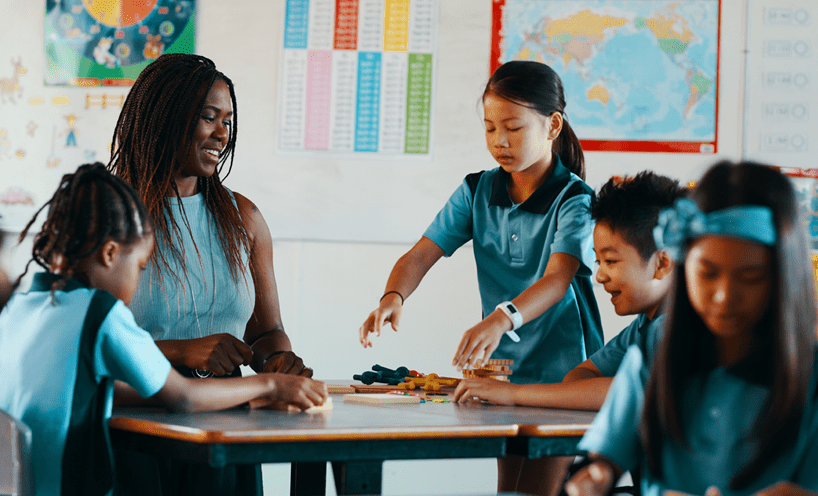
[0, 163, 327, 496]
[109, 53, 310, 379]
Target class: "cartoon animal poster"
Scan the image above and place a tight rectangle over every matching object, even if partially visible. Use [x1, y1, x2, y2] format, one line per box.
[44, 0, 195, 87]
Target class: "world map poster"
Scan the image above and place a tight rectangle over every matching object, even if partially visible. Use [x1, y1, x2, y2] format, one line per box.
[491, 0, 721, 153]
[45, 0, 195, 87]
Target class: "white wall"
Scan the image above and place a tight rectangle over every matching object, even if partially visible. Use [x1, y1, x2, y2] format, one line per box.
[0, 1, 762, 494]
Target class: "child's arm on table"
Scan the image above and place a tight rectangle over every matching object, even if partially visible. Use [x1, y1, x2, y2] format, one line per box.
[359, 237, 445, 347]
[452, 252, 579, 370]
[149, 368, 327, 412]
[452, 375, 614, 410]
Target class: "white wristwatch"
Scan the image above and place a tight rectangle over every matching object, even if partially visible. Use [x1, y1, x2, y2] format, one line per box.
[496, 301, 522, 342]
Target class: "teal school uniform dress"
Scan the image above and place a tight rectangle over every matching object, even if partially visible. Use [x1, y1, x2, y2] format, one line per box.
[0, 273, 171, 496]
[589, 314, 664, 377]
[578, 345, 818, 496]
[119, 190, 260, 496]
[423, 156, 603, 383]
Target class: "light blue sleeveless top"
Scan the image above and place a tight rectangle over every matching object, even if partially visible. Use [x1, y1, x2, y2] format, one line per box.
[129, 192, 255, 342]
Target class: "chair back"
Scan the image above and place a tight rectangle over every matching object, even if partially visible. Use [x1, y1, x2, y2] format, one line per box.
[0, 410, 32, 496]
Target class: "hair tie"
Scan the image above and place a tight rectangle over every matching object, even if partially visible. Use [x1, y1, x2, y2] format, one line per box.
[654, 198, 776, 260]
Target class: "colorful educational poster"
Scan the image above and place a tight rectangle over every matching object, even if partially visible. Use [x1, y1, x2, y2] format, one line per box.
[44, 0, 195, 87]
[492, 0, 721, 153]
[278, 0, 438, 157]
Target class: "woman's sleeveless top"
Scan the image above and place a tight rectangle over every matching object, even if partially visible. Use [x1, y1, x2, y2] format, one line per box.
[129, 192, 255, 342]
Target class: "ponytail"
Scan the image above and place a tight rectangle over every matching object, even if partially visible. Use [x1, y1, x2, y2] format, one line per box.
[555, 118, 585, 180]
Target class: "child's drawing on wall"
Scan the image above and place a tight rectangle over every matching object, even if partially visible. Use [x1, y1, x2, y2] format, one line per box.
[0, 57, 26, 104]
[0, 129, 12, 159]
[61, 114, 79, 147]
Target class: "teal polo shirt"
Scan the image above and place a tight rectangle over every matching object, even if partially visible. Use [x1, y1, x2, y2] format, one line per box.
[0, 273, 171, 495]
[590, 313, 665, 377]
[423, 157, 601, 383]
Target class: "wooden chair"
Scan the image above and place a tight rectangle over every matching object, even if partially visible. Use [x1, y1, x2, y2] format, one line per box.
[0, 410, 32, 496]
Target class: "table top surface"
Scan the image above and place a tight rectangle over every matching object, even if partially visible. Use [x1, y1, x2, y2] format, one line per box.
[110, 384, 597, 445]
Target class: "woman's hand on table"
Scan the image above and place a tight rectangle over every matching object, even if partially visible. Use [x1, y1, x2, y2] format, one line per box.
[173, 333, 253, 376]
[453, 378, 517, 405]
[262, 351, 313, 377]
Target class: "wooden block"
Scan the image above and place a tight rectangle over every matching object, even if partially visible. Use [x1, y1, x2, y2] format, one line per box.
[288, 396, 334, 412]
[249, 396, 334, 412]
[343, 393, 421, 405]
[327, 384, 356, 394]
[352, 384, 407, 393]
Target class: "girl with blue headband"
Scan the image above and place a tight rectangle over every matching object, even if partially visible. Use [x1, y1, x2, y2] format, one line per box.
[565, 161, 818, 496]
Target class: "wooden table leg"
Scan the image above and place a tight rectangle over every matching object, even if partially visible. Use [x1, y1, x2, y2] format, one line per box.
[290, 462, 327, 496]
[331, 460, 383, 495]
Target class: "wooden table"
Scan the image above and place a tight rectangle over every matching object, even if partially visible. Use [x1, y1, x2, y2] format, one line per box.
[109, 392, 596, 495]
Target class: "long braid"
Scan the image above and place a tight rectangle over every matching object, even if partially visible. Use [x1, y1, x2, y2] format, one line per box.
[15, 163, 152, 290]
[108, 54, 250, 291]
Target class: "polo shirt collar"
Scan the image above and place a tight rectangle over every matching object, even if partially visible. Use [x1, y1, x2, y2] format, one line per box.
[488, 154, 572, 214]
[30, 272, 88, 293]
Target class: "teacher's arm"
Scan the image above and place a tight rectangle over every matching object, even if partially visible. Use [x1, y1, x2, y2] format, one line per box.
[235, 192, 312, 377]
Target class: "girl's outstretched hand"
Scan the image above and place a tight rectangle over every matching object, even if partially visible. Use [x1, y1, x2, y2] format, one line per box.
[453, 378, 517, 405]
[563, 460, 617, 496]
[452, 312, 508, 370]
[359, 293, 403, 348]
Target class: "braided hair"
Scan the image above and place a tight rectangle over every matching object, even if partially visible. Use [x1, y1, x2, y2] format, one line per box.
[108, 53, 250, 288]
[16, 163, 152, 290]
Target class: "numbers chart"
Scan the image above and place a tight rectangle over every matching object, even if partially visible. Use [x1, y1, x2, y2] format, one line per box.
[278, 0, 438, 157]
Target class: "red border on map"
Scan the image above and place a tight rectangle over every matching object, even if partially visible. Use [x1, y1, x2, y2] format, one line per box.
[490, 0, 721, 154]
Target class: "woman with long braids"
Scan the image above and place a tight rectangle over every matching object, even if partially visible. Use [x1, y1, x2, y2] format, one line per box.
[108, 53, 310, 495]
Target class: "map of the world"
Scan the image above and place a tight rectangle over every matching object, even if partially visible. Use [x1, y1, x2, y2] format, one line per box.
[492, 0, 720, 152]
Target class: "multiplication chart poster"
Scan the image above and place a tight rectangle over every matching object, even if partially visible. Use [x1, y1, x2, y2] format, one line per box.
[278, 0, 438, 157]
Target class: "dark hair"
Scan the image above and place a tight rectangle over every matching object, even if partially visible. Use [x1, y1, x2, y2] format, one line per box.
[592, 171, 686, 261]
[641, 161, 815, 489]
[483, 60, 585, 179]
[108, 53, 249, 287]
[15, 163, 153, 289]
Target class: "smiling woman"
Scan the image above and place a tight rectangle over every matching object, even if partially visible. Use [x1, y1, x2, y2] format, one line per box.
[107, 53, 310, 496]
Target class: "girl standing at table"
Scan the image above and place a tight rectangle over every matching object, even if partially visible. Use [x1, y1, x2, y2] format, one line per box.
[359, 60, 603, 496]
[566, 161, 818, 496]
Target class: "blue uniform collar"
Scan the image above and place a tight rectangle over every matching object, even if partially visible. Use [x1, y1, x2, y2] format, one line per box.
[30, 272, 88, 293]
[488, 154, 573, 215]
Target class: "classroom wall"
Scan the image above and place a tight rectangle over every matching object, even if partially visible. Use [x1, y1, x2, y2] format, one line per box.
[0, 1, 778, 495]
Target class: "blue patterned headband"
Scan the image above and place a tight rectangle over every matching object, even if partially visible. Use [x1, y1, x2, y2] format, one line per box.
[654, 198, 777, 259]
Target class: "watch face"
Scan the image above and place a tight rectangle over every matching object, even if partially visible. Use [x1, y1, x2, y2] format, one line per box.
[505, 304, 517, 314]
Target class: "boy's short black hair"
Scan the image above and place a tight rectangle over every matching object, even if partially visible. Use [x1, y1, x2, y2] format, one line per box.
[591, 171, 686, 261]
